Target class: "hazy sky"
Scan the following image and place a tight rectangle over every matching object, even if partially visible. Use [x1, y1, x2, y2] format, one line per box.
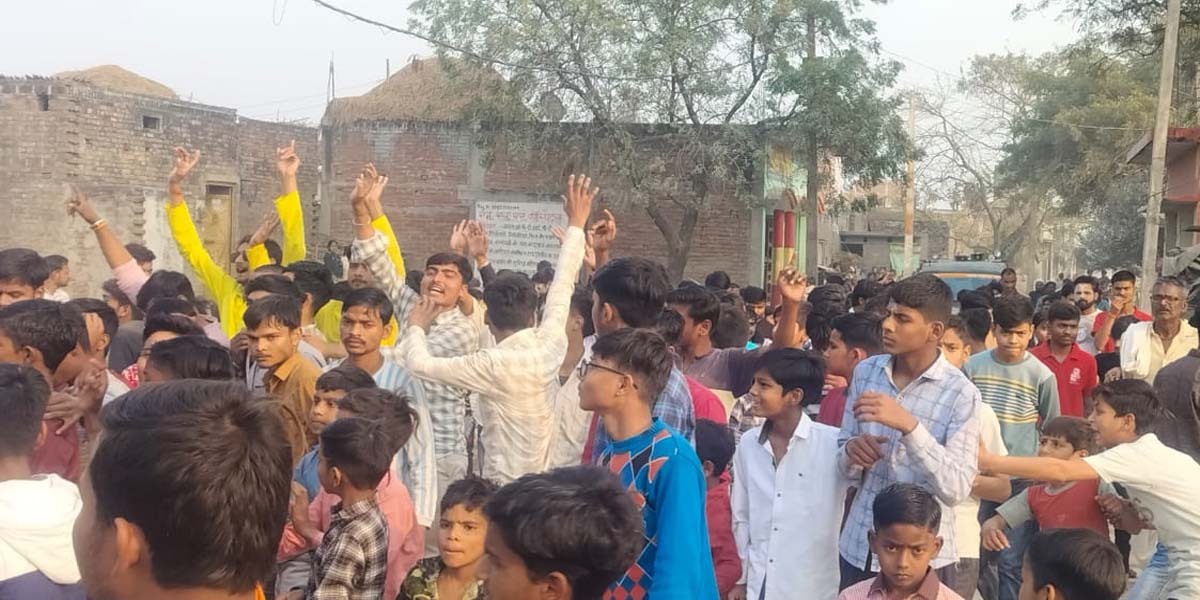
[1, 0, 1080, 122]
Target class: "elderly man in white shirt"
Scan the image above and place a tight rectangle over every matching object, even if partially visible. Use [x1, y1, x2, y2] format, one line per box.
[1121, 277, 1199, 384]
[400, 174, 596, 483]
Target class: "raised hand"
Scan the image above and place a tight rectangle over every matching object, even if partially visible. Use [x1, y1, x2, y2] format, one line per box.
[449, 220, 469, 255]
[351, 166, 375, 203]
[363, 163, 388, 206]
[168, 147, 201, 185]
[563, 174, 599, 228]
[276, 140, 300, 179]
[248, 211, 281, 248]
[589, 209, 617, 252]
[64, 183, 101, 225]
[466, 221, 489, 262]
[776, 267, 808, 304]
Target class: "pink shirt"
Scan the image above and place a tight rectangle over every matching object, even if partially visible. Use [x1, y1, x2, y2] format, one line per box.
[277, 471, 420, 600]
[838, 571, 963, 600]
[686, 376, 728, 424]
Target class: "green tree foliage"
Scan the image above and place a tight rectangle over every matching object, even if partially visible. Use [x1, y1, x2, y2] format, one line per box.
[408, 0, 908, 278]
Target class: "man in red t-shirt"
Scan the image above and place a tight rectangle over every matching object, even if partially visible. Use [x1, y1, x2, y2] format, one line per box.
[1031, 301, 1098, 417]
[1092, 269, 1151, 353]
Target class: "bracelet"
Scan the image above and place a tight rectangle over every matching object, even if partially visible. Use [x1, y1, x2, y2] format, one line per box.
[89, 219, 107, 231]
[352, 216, 370, 227]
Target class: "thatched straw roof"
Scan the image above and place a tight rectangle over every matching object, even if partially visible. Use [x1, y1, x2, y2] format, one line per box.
[325, 56, 529, 126]
[56, 65, 177, 100]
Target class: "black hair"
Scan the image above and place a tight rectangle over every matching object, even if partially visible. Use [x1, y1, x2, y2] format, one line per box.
[341, 287, 395, 325]
[740, 285, 767, 305]
[315, 364, 378, 394]
[590, 328, 674, 402]
[958, 289, 993, 311]
[1111, 315, 1139, 344]
[0, 299, 85, 372]
[136, 271, 196, 314]
[1001, 267, 1016, 277]
[142, 313, 203, 342]
[808, 285, 849, 317]
[1046, 300, 1081, 324]
[262, 240, 283, 266]
[532, 267, 555, 285]
[704, 270, 732, 290]
[284, 261, 335, 314]
[960, 308, 992, 343]
[570, 286, 595, 338]
[831, 313, 884, 356]
[861, 293, 891, 318]
[146, 296, 198, 318]
[666, 284, 721, 330]
[591, 258, 671, 328]
[752, 348, 825, 407]
[439, 475, 501, 515]
[695, 418, 736, 477]
[0, 364, 50, 457]
[805, 311, 832, 353]
[483, 273, 540, 331]
[0, 248, 49, 288]
[850, 279, 884, 308]
[1072, 275, 1099, 294]
[336, 388, 417, 454]
[426, 252, 473, 282]
[405, 270, 424, 294]
[484, 466, 644, 599]
[253, 264, 285, 276]
[68, 298, 119, 351]
[44, 254, 68, 272]
[125, 243, 156, 264]
[194, 298, 220, 322]
[1025, 529, 1125, 600]
[243, 274, 303, 303]
[992, 294, 1035, 330]
[101, 279, 138, 315]
[873, 482, 941, 533]
[944, 315, 965, 337]
[656, 309, 684, 347]
[711, 303, 752, 350]
[1110, 270, 1136, 285]
[1041, 416, 1098, 454]
[888, 273, 952, 323]
[320, 417, 395, 490]
[1093, 379, 1160, 434]
[89, 380, 291, 591]
[243, 295, 302, 331]
[145, 336, 235, 381]
[1033, 306, 1051, 329]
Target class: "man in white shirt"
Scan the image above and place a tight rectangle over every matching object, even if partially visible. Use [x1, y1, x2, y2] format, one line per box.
[401, 174, 595, 483]
[731, 349, 852, 600]
[1072, 275, 1101, 354]
[1120, 277, 1199, 384]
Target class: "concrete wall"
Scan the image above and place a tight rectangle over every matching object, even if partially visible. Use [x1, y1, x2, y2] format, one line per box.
[0, 77, 320, 297]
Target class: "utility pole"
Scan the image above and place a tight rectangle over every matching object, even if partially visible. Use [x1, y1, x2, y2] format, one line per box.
[804, 13, 821, 279]
[902, 92, 916, 277]
[1141, 0, 1182, 308]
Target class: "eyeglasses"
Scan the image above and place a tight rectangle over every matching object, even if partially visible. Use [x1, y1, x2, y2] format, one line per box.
[1151, 294, 1186, 305]
[577, 360, 639, 388]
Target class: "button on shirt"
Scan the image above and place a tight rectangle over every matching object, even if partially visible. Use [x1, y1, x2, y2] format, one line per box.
[399, 226, 587, 483]
[732, 414, 850, 600]
[353, 232, 479, 459]
[1120, 321, 1199, 384]
[837, 353, 981, 572]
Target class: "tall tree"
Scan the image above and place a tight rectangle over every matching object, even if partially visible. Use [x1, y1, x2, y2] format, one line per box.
[408, 0, 907, 279]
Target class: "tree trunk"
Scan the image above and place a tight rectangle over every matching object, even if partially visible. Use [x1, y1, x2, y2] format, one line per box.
[645, 202, 701, 283]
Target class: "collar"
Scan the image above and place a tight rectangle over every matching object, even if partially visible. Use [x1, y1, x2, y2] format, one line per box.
[868, 567, 942, 599]
[434, 308, 466, 325]
[882, 351, 952, 384]
[757, 412, 813, 445]
[332, 497, 379, 523]
[269, 351, 304, 383]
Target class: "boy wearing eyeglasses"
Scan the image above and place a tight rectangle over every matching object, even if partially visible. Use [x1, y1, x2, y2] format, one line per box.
[578, 327, 718, 599]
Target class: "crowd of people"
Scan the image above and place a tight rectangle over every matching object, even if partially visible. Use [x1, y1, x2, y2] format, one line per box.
[1, 141, 1199, 600]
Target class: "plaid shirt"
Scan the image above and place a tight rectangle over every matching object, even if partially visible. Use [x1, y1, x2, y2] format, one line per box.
[353, 232, 479, 458]
[306, 498, 389, 600]
[592, 366, 695, 459]
[837, 353, 980, 572]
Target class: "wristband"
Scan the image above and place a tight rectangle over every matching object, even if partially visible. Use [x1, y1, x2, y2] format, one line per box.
[90, 219, 107, 231]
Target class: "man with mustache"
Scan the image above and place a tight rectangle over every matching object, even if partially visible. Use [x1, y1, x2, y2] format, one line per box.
[1071, 275, 1102, 355]
[1119, 276, 1198, 384]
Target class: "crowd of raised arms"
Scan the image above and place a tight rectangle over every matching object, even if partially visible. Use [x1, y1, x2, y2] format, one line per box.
[2, 141, 1199, 600]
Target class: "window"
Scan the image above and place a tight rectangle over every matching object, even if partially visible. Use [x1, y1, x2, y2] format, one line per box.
[36, 92, 49, 111]
[142, 115, 161, 130]
[205, 184, 235, 201]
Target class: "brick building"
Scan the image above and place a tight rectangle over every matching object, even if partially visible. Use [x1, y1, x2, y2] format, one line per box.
[0, 66, 320, 296]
